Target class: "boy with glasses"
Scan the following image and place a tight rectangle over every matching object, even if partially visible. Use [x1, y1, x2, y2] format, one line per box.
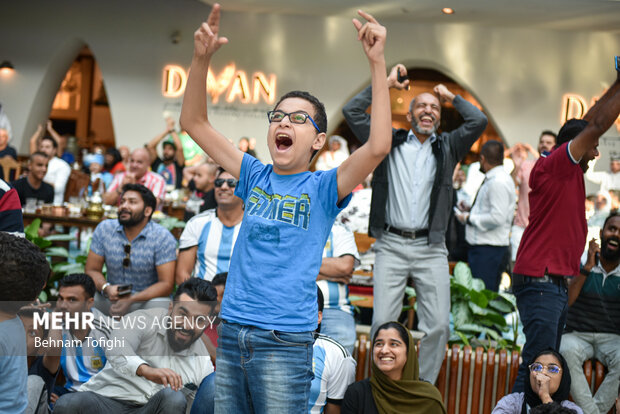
[179, 4, 392, 412]
[85, 183, 177, 316]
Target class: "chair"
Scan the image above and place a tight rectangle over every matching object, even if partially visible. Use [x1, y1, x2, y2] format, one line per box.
[63, 169, 90, 202]
[0, 156, 21, 182]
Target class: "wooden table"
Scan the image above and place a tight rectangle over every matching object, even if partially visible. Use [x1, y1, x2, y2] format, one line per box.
[23, 212, 103, 248]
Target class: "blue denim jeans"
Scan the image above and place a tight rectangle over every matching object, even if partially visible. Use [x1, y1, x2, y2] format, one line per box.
[320, 308, 356, 355]
[190, 372, 215, 414]
[214, 321, 314, 414]
[512, 280, 568, 393]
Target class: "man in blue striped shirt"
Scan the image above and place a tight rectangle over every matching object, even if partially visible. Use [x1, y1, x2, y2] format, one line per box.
[176, 168, 244, 283]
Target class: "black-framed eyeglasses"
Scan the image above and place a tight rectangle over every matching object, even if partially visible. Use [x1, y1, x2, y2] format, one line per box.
[123, 243, 131, 268]
[528, 362, 561, 375]
[267, 110, 321, 132]
[214, 178, 237, 188]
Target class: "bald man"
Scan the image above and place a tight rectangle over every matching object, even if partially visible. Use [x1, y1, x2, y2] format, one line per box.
[103, 148, 166, 206]
[343, 63, 487, 383]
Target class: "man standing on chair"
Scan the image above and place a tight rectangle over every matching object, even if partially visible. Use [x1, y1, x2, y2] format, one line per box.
[343, 64, 487, 382]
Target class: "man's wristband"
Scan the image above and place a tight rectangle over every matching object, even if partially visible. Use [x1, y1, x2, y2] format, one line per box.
[580, 268, 591, 277]
[101, 282, 110, 296]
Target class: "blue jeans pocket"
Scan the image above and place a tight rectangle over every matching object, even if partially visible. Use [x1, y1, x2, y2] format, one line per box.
[270, 330, 313, 347]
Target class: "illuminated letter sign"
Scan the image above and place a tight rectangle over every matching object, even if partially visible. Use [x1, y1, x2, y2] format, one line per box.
[162, 65, 187, 98]
[163, 64, 276, 105]
[561, 94, 587, 124]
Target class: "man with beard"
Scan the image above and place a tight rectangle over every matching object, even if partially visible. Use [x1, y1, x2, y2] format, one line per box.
[86, 184, 177, 316]
[512, 61, 620, 393]
[560, 212, 620, 414]
[29, 123, 71, 205]
[342, 63, 487, 382]
[104, 148, 167, 207]
[147, 117, 186, 189]
[53, 278, 216, 414]
[184, 162, 219, 221]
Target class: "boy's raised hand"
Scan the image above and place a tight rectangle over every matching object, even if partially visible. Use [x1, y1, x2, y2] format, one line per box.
[352, 10, 386, 63]
[194, 3, 229, 59]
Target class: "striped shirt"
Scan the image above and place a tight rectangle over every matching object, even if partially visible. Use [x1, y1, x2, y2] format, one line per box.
[61, 308, 111, 392]
[108, 171, 166, 201]
[0, 178, 23, 234]
[565, 261, 620, 335]
[317, 223, 360, 315]
[179, 209, 242, 281]
[308, 334, 356, 413]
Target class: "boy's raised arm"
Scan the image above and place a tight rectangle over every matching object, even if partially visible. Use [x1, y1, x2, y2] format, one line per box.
[336, 11, 392, 202]
[180, 3, 243, 178]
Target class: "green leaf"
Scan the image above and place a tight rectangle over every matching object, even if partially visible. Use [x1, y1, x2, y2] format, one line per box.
[458, 323, 487, 333]
[489, 299, 512, 313]
[498, 291, 517, 307]
[469, 290, 489, 308]
[45, 234, 77, 242]
[477, 312, 508, 328]
[471, 278, 486, 292]
[38, 290, 48, 303]
[452, 301, 472, 328]
[453, 262, 473, 289]
[52, 262, 85, 274]
[404, 286, 416, 299]
[455, 331, 470, 346]
[25, 219, 41, 241]
[45, 247, 69, 258]
[75, 255, 88, 264]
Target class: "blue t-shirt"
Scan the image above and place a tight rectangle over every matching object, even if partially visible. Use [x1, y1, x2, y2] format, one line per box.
[0, 317, 28, 413]
[221, 154, 351, 332]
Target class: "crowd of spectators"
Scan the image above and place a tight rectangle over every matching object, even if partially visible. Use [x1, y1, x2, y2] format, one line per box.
[0, 12, 619, 414]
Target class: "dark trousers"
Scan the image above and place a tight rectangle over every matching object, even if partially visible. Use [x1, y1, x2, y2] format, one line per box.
[468, 244, 509, 292]
[511, 280, 568, 393]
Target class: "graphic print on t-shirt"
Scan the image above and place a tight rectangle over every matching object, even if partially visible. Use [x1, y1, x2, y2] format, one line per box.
[246, 187, 311, 230]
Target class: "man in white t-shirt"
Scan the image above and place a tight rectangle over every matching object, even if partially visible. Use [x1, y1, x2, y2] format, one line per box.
[176, 168, 244, 283]
[38, 136, 71, 204]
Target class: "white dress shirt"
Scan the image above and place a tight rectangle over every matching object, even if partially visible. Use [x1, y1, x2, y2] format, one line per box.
[386, 130, 436, 231]
[465, 165, 516, 246]
[43, 156, 71, 204]
[80, 308, 214, 406]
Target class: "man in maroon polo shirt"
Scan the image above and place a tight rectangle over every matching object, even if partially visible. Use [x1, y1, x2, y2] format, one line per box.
[511, 60, 620, 392]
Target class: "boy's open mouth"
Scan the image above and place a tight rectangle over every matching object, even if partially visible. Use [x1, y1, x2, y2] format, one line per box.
[276, 133, 293, 150]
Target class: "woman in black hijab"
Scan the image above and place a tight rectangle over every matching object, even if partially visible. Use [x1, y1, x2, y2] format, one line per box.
[493, 349, 582, 413]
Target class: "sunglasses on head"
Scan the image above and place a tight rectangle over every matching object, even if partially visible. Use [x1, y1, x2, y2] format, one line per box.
[123, 243, 131, 268]
[214, 178, 237, 188]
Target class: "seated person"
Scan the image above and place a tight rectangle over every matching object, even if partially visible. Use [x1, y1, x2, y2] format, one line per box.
[176, 168, 243, 283]
[30, 122, 71, 204]
[316, 221, 360, 354]
[0, 178, 24, 234]
[83, 153, 113, 195]
[0, 127, 17, 181]
[0, 232, 50, 413]
[85, 184, 176, 316]
[11, 152, 54, 205]
[147, 117, 185, 189]
[492, 349, 582, 413]
[46, 274, 110, 402]
[103, 147, 125, 175]
[53, 278, 216, 414]
[184, 162, 218, 221]
[560, 212, 620, 414]
[103, 148, 166, 207]
[309, 288, 356, 414]
[18, 307, 56, 414]
[341, 321, 446, 414]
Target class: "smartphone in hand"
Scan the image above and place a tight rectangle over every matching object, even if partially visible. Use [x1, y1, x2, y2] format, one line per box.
[117, 284, 133, 296]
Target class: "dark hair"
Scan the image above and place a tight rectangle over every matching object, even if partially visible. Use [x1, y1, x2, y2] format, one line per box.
[540, 130, 557, 141]
[0, 233, 50, 314]
[274, 91, 327, 134]
[603, 210, 620, 230]
[524, 349, 571, 411]
[105, 148, 122, 167]
[40, 136, 58, 149]
[121, 184, 157, 218]
[481, 140, 504, 166]
[212, 272, 227, 287]
[215, 167, 226, 179]
[556, 119, 588, 148]
[30, 151, 49, 161]
[373, 321, 410, 353]
[58, 273, 96, 299]
[173, 278, 217, 303]
[529, 403, 577, 414]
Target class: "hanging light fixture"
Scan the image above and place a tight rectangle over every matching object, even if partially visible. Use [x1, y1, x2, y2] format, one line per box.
[0, 61, 15, 75]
